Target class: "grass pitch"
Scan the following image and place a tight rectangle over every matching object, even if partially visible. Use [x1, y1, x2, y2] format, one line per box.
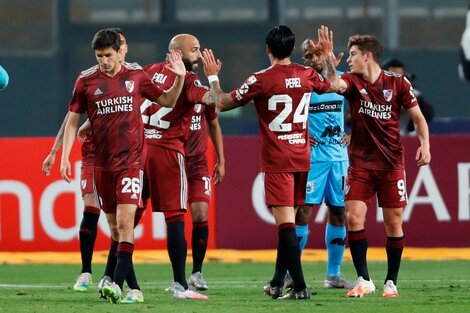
[1, 261, 469, 313]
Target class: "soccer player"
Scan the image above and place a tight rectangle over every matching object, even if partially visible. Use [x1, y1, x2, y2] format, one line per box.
[60, 28, 186, 304]
[141, 33, 214, 300]
[313, 26, 431, 298]
[201, 25, 338, 300]
[185, 103, 225, 291]
[291, 38, 352, 290]
[0, 64, 9, 89]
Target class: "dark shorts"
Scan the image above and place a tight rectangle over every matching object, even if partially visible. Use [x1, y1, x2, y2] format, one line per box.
[144, 145, 187, 212]
[186, 153, 211, 204]
[93, 168, 143, 213]
[344, 166, 408, 208]
[80, 165, 94, 197]
[263, 171, 308, 207]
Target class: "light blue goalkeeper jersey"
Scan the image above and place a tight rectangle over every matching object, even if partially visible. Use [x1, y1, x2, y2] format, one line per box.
[308, 71, 348, 162]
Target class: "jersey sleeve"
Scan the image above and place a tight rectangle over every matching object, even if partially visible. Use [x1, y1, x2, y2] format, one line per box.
[68, 75, 87, 114]
[141, 70, 164, 102]
[230, 73, 261, 105]
[186, 74, 210, 104]
[308, 68, 331, 94]
[399, 76, 419, 109]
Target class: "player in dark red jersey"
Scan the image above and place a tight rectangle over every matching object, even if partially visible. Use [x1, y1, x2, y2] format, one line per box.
[141, 34, 213, 300]
[185, 104, 224, 291]
[60, 28, 186, 304]
[202, 25, 339, 300]
[312, 27, 431, 298]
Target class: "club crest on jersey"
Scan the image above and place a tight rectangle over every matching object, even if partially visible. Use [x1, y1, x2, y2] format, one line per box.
[306, 181, 314, 194]
[383, 89, 393, 102]
[194, 103, 202, 113]
[81, 179, 87, 190]
[125, 80, 135, 93]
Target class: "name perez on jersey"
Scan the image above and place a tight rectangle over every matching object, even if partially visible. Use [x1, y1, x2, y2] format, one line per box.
[358, 99, 392, 120]
[95, 96, 133, 115]
[277, 132, 306, 144]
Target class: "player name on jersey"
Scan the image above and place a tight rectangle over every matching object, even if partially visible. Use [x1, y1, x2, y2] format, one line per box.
[95, 96, 134, 115]
[358, 99, 392, 120]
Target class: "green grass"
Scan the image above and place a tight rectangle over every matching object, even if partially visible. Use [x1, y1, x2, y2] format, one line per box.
[1, 261, 470, 312]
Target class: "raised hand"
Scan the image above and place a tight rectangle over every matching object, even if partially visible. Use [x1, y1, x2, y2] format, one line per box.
[166, 50, 186, 77]
[312, 25, 334, 60]
[202, 49, 222, 77]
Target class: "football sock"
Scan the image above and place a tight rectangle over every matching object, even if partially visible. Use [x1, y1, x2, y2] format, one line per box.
[104, 239, 118, 279]
[325, 223, 347, 276]
[114, 241, 134, 290]
[79, 206, 100, 273]
[279, 223, 306, 292]
[191, 221, 208, 273]
[166, 218, 188, 289]
[125, 260, 140, 290]
[385, 236, 405, 285]
[295, 224, 309, 253]
[348, 229, 370, 281]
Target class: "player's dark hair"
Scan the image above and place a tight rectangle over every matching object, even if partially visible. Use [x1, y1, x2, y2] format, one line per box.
[381, 58, 405, 70]
[92, 29, 121, 52]
[265, 25, 295, 59]
[348, 35, 383, 63]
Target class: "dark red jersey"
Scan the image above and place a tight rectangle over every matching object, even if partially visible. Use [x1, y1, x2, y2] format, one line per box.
[69, 62, 163, 170]
[141, 63, 209, 154]
[185, 104, 217, 158]
[342, 70, 419, 170]
[231, 63, 330, 172]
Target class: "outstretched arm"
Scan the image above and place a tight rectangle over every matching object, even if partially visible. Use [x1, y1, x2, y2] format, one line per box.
[42, 112, 70, 176]
[201, 49, 241, 112]
[312, 26, 347, 93]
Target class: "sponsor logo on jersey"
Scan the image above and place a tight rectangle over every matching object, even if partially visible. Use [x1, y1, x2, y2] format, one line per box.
[309, 101, 342, 113]
[95, 96, 134, 115]
[125, 80, 135, 93]
[360, 88, 368, 95]
[238, 83, 249, 95]
[81, 179, 87, 190]
[94, 88, 103, 96]
[383, 89, 393, 102]
[358, 99, 392, 120]
[246, 75, 257, 85]
[144, 128, 163, 139]
[277, 133, 306, 144]
[344, 184, 350, 195]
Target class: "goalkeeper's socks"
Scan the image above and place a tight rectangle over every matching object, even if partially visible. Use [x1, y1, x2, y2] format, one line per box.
[295, 224, 309, 253]
[348, 229, 370, 281]
[385, 236, 405, 285]
[325, 223, 346, 276]
[79, 206, 100, 273]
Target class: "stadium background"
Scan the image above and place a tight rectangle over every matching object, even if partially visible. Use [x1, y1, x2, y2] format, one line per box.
[0, 0, 470, 252]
